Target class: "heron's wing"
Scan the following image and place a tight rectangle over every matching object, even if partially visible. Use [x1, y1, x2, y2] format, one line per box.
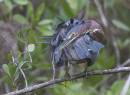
[83, 35, 104, 62]
[62, 34, 104, 63]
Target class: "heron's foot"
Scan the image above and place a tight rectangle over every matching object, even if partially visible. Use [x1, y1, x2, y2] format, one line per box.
[81, 68, 88, 81]
[83, 69, 88, 76]
[64, 72, 71, 79]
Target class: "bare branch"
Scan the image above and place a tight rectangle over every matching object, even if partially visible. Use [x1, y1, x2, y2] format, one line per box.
[4, 67, 130, 95]
[94, 0, 108, 27]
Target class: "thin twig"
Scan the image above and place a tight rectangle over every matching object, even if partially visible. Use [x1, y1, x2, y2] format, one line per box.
[94, 0, 108, 27]
[112, 37, 121, 66]
[121, 58, 130, 67]
[19, 68, 28, 88]
[120, 73, 130, 95]
[4, 67, 130, 95]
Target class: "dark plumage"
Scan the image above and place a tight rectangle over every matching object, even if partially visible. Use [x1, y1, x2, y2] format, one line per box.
[50, 18, 104, 67]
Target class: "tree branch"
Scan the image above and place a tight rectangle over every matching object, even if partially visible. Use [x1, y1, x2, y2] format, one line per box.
[4, 67, 130, 95]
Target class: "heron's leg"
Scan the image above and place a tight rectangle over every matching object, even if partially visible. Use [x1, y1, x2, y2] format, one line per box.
[51, 56, 56, 80]
[83, 62, 89, 78]
[64, 61, 71, 78]
[84, 63, 88, 71]
[84, 59, 92, 76]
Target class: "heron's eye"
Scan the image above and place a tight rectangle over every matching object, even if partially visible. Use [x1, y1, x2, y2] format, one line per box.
[72, 19, 79, 25]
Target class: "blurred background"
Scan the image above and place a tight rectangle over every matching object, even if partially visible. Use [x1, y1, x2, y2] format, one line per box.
[0, 0, 130, 95]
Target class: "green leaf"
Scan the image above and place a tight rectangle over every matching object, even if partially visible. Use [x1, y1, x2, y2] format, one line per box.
[109, 80, 124, 95]
[112, 19, 130, 31]
[38, 19, 53, 25]
[66, 0, 77, 11]
[4, 0, 13, 10]
[2, 64, 11, 77]
[13, 14, 28, 24]
[66, 0, 86, 13]
[13, 0, 28, 5]
[35, 3, 45, 22]
[106, 91, 113, 95]
[60, 0, 74, 17]
[104, 0, 115, 8]
[36, 25, 53, 36]
[123, 39, 130, 47]
[14, 70, 20, 82]
[27, 2, 34, 19]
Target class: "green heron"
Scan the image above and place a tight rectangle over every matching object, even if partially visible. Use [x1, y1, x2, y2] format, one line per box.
[51, 18, 104, 66]
[48, 17, 105, 78]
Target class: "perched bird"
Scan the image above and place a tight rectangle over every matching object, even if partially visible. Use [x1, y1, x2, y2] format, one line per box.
[50, 18, 104, 68]
[40, 13, 105, 77]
